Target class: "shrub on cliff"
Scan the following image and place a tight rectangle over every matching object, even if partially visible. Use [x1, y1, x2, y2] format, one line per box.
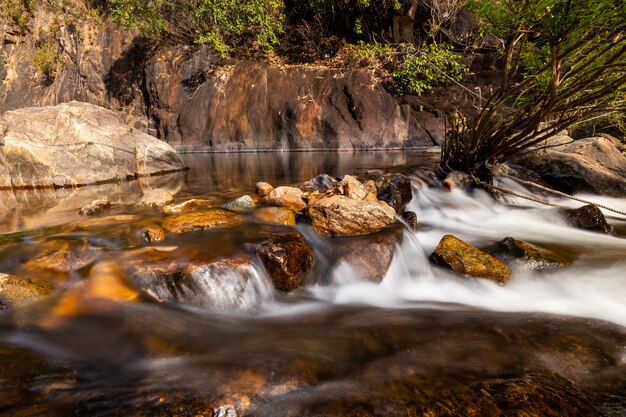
[440, 0, 626, 180]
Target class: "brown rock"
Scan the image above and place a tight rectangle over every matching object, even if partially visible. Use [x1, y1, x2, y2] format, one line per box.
[255, 182, 274, 196]
[23, 239, 102, 279]
[308, 195, 396, 236]
[140, 226, 166, 242]
[565, 205, 614, 234]
[253, 207, 296, 225]
[338, 175, 368, 200]
[491, 237, 570, 270]
[402, 211, 418, 231]
[78, 199, 111, 216]
[267, 186, 307, 212]
[254, 233, 314, 291]
[377, 173, 413, 212]
[137, 188, 174, 207]
[300, 174, 337, 193]
[162, 209, 245, 234]
[362, 179, 378, 195]
[0, 273, 54, 311]
[163, 198, 216, 214]
[77, 215, 140, 228]
[430, 235, 510, 284]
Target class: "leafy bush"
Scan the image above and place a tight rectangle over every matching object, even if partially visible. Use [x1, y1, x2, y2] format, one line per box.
[108, 0, 284, 56]
[0, 0, 31, 29]
[392, 43, 467, 95]
[32, 32, 60, 82]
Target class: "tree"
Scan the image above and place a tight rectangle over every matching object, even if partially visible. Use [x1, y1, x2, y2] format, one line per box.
[440, 0, 626, 180]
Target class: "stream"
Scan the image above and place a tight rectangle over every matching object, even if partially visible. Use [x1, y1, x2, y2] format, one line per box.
[0, 151, 624, 416]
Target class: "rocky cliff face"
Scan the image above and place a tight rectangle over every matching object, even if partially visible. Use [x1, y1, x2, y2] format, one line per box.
[0, 7, 489, 151]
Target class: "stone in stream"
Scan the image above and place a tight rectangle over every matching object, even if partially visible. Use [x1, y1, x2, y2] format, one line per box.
[430, 234, 510, 284]
[0, 101, 185, 188]
[253, 233, 314, 291]
[487, 237, 571, 271]
[255, 181, 274, 196]
[376, 173, 413, 212]
[253, 207, 296, 225]
[162, 198, 217, 214]
[224, 195, 256, 211]
[161, 209, 245, 234]
[139, 225, 166, 242]
[564, 205, 614, 235]
[402, 210, 418, 231]
[136, 188, 174, 207]
[78, 199, 111, 216]
[266, 186, 307, 212]
[307, 195, 396, 236]
[300, 174, 338, 193]
[337, 175, 369, 200]
[0, 273, 54, 311]
[21, 239, 102, 282]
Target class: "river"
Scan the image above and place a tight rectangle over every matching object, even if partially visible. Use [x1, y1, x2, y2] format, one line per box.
[0, 151, 624, 416]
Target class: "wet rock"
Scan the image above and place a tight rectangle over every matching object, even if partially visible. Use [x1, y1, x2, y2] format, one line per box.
[77, 215, 140, 229]
[266, 186, 307, 212]
[377, 173, 412, 212]
[163, 198, 216, 214]
[362, 179, 378, 195]
[338, 175, 368, 200]
[0, 273, 54, 311]
[140, 226, 166, 242]
[22, 239, 102, 280]
[253, 207, 296, 225]
[308, 195, 396, 236]
[224, 195, 256, 211]
[137, 188, 174, 207]
[565, 205, 614, 235]
[85, 261, 141, 302]
[162, 209, 245, 234]
[300, 174, 338, 193]
[326, 224, 404, 282]
[489, 237, 570, 270]
[255, 182, 274, 196]
[513, 136, 626, 197]
[78, 199, 111, 216]
[254, 233, 314, 291]
[430, 235, 510, 284]
[402, 211, 418, 231]
[0, 102, 184, 188]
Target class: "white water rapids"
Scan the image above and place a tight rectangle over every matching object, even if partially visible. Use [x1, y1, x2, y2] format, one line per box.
[256, 177, 626, 327]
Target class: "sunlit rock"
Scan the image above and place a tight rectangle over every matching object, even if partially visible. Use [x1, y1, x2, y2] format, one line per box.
[162, 209, 245, 234]
[430, 234, 510, 284]
[299, 174, 337, 193]
[0, 273, 54, 311]
[137, 188, 174, 207]
[139, 225, 167, 242]
[308, 195, 396, 236]
[0, 101, 184, 188]
[267, 186, 307, 212]
[253, 207, 296, 225]
[78, 198, 111, 216]
[162, 198, 217, 214]
[255, 181, 274, 196]
[224, 195, 256, 211]
[564, 205, 614, 235]
[338, 175, 368, 200]
[253, 233, 314, 291]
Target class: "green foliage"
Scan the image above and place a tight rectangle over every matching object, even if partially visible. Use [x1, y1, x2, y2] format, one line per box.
[0, 0, 31, 28]
[32, 28, 60, 81]
[108, 0, 284, 56]
[442, 0, 626, 177]
[392, 43, 467, 95]
[349, 41, 393, 65]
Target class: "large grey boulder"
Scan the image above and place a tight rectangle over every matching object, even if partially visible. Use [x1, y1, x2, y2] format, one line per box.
[513, 136, 626, 197]
[0, 101, 184, 188]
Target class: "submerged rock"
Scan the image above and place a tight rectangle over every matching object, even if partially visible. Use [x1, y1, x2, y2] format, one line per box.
[22, 239, 102, 282]
[253, 233, 314, 291]
[137, 189, 174, 207]
[0, 273, 54, 311]
[78, 199, 111, 216]
[308, 195, 396, 236]
[162, 209, 245, 234]
[0, 101, 184, 188]
[565, 205, 614, 235]
[163, 198, 217, 214]
[253, 207, 296, 225]
[267, 186, 307, 212]
[224, 195, 256, 211]
[139, 226, 167, 242]
[488, 237, 571, 270]
[430, 235, 510, 284]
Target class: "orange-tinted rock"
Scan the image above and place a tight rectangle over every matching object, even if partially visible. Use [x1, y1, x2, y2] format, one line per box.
[162, 198, 217, 214]
[162, 209, 245, 234]
[255, 181, 274, 196]
[140, 226, 167, 242]
[253, 207, 296, 225]
[308, 195, 396, 236]
[267, 186, 307, 212]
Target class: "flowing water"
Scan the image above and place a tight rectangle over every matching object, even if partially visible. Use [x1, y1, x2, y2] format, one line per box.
[0, 151, 624, 416]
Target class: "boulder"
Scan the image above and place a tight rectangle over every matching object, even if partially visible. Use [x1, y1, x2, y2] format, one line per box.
[564, 205, 614, 235]
[0, 273, 54, 311]
[137, 188, 174, 207]
[162, 198, 217, 214]
[0, 101, 185, 188]
[300, 174, 338, 193]
[253, 233, 314, 291]
[78, 199, 111, 216]
[255, 182, 274, 196]
[253, 207, 296, 225]
[266, 186, 307, 212]
[430, 235, 510, 284]
[308, 195, 396, 236]
[162, 209, 245, 234]
[488, 237, 570, 270]
[224, 195, 256, 211]
[376, 173, 413, 212]
[338, 175, 368, 200]
[513, 137, 626, 197]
